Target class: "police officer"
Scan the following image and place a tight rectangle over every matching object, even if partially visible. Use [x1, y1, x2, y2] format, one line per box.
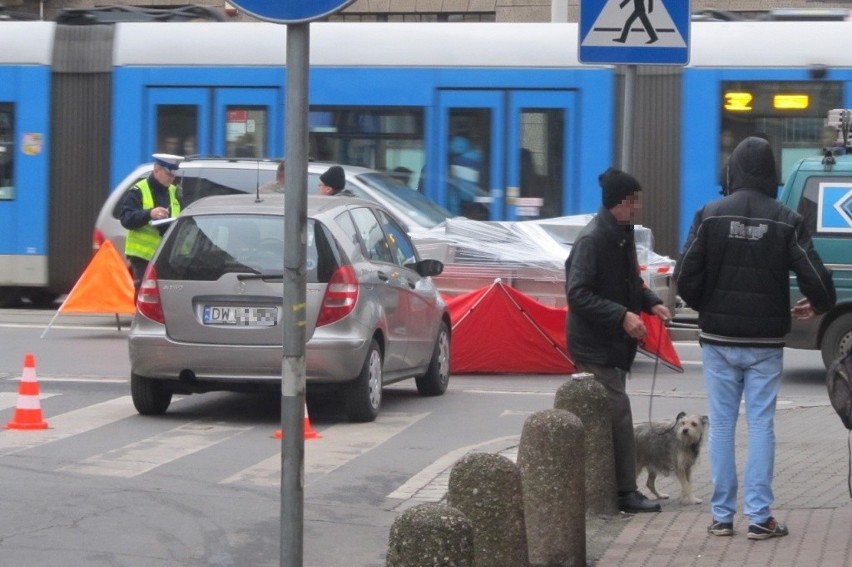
[120, 153, 184, 291]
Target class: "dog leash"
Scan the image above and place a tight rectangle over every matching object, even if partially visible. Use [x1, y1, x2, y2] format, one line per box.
[643, 325, 682, 435]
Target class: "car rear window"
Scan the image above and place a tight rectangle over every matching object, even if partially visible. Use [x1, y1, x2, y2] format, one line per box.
[155, 215, 343, 282]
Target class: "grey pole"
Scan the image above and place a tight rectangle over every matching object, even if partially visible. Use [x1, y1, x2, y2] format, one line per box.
[281, 22, 309, 567]
[620, 64, 636, 173]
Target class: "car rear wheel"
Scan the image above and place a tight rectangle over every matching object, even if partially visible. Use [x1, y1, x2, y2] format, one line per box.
[344, 339, 382, 423]
[822, 312, 852, 369]
[131, 373, 173, 415]
[415, 321, 450, 396]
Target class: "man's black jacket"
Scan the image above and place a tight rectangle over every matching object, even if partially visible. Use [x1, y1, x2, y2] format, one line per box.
[674, 136, 836, 347]
[566, 206, 663, 371]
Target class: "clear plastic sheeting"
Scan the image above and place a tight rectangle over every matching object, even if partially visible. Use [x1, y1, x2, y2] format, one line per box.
[412, 214, 676, 309]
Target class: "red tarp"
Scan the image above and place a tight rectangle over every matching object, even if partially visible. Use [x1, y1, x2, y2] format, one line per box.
[445, 280, 683, 375]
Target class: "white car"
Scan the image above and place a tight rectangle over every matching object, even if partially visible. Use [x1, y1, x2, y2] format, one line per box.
[93, 158, 454, 253]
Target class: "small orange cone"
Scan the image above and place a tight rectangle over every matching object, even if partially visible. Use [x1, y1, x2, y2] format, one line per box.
[5, 353, 49, 430]
[274, 402, 321, 440]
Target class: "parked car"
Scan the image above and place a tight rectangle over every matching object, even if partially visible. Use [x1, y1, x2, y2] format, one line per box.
[93, 158, 454, 255]
[128, 193, 451, 422]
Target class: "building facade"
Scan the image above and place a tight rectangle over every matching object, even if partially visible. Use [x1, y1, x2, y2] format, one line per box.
[4, 0, 852, 23]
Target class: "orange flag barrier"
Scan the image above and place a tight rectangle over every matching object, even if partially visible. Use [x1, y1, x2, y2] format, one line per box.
[41, 240, 136, 338]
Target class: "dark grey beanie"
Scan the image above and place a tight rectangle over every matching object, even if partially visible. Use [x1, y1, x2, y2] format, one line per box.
[320, 165, 346, 193]
[600, 167, 641, 209]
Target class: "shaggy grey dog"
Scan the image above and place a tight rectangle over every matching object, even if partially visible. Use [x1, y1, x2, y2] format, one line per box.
[634, 412, 709, 504]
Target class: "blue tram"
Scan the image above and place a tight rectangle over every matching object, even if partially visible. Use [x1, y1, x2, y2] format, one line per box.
[1, 18, 851, 305]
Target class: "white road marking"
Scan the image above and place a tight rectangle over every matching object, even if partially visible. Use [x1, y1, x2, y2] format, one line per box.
[61, 421, 250, 478]
[0, 391, 60, 411]
[222, 412, 429, 487]
[0, 397, 134, 455]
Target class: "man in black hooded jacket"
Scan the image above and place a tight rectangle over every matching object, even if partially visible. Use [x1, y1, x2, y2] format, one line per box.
[675, 136, 835, 540]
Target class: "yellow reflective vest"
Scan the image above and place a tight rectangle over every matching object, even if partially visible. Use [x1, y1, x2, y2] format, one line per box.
[124, 179, 181, 261]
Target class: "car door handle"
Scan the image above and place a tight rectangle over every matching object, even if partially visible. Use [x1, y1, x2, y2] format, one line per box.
[377, 271, 389, 282]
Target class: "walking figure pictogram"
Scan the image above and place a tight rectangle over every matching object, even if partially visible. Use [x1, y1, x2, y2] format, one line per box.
[614, 0, 658, 44]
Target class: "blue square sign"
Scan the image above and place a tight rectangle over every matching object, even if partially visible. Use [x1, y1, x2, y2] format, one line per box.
[579, 0, 690, 65]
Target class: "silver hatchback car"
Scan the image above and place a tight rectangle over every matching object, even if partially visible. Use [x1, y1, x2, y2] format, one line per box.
[129, 193, 451, 422]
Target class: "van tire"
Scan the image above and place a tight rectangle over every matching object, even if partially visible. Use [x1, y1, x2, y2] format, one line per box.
[344, 339, 382, 422]
[416, 321, 450, 396]
[822, 312, 852, 369]
[131, 373, 173, 415]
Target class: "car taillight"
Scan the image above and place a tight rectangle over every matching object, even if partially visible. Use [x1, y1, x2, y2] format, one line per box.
[92, 228, 105, 250]
[316, 264, 358, 327]
[136, 265, 165, 324]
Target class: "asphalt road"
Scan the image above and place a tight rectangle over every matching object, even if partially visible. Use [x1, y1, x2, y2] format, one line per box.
[0, 309, 830, 566]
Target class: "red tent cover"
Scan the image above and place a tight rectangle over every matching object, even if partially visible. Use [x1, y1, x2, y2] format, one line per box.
[445, 280, 683, 375]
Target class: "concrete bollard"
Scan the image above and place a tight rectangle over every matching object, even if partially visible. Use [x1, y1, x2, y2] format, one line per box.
[517, 409, 585, 567]
[386, 502, 474, 567]
[554, 373, 619, 516]
[447, 452, 529, 567]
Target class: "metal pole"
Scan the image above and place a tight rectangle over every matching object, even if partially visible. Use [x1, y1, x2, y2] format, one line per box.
[281, 21, 309, 567]
[620, 64, 636, 173]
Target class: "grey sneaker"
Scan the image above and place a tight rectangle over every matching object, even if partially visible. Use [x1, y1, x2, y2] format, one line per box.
[708, 520, 734, 536]
[747, 517, 788, 540]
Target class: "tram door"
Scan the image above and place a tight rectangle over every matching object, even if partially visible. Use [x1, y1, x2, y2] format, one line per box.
[435, 90, 574, 221]
[146, 88, 280, 159]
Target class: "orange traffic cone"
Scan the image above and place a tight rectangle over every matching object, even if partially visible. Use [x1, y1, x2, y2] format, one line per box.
[274, 402, 321, 440]
[5, 353, 49, 430]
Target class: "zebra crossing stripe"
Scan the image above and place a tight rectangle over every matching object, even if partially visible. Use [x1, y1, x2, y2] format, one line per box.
[61, 421, 251, 478]
[0, 391, 59, 412]
[222, 412, 429, 487]
[0, 396, 130, 455]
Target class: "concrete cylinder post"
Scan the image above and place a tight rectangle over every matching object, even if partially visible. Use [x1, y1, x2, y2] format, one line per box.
[517, 409, 585, 567]
[386, 503, 474, 567]
[554, 373, 619, 516]
[447, 452, 529, 567]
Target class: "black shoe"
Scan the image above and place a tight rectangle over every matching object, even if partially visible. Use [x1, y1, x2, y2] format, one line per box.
[747, 517, 788, 540]
[618, 490, 661, 513]
[708, 519, 734, 536]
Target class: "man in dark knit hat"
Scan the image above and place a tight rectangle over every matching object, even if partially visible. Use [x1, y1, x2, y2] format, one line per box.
[318, 165, 353, 196]
[564, 167, 672, 514]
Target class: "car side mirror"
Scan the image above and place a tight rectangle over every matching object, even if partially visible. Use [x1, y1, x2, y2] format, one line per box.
[406, 258, 444, 277]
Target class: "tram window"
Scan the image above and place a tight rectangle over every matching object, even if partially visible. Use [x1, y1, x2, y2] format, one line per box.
[720, 81, 842, 184]
[520, 108, 565, 219]
[447, 108, 490, 219]
[308, 107, 424, 179]
[226, 106, 268, 158]
[156, 105, 199, 156]
[0, 103, 12, 199]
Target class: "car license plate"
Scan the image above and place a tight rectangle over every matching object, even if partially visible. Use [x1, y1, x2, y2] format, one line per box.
[202, 305, 278, 327]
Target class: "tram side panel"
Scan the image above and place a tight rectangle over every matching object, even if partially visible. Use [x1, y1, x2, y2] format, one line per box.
[0, 47, 52, 306]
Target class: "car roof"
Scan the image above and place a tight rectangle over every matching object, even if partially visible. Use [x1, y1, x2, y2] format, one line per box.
[179, 192, 378, 216]
[131, 157, 377, 175]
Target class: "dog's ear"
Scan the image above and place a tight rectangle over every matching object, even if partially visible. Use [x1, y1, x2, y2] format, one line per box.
[675, 411, 686, 423]
[701, 415, 709, 427]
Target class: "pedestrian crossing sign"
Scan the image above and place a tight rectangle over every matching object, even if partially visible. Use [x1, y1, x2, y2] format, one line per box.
[579, 0, 690, 65]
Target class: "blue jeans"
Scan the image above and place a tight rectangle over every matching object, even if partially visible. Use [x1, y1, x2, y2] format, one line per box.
[702, 344, 783, 525]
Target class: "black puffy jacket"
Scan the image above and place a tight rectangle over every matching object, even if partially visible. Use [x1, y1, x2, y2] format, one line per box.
[674, 136, 836, 347]
[566, 206, 663, 371]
